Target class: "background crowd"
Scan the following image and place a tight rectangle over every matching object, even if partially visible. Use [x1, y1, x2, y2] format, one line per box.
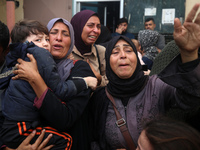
[0, 3, 200, 150]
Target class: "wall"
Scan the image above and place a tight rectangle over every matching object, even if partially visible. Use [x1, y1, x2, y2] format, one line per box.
[124, 0, 186, 34]
[0, 0, 24, 25]
[185, 0, 200, 17]
[24, 0, 72, 26]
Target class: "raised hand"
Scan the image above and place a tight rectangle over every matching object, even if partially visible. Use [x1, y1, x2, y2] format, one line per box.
[173, 3, 200, 62]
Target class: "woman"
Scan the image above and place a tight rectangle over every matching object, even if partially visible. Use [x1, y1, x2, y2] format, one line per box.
[4, 18, 96, 150]
[71, 10, 108, 87]
[89, 3, 200, 149]
[137, 117, 200, 150]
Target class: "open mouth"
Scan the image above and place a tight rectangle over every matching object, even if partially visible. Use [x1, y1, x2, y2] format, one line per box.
[53, 44, 63, 49]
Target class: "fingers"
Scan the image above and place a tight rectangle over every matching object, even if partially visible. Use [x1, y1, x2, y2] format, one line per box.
[33, 129, 46, 147]
[37, 133, 53, 150]
[194, 10, 200, 24]
[21, 130, 36, 145]
[27, 53, 36, 64]
[174, 18, 182, 34]
[17, 58, 24, 64]
[185, 3, 200, 22]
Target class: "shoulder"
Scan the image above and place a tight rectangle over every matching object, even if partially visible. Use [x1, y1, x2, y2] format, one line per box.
[125, 32, 135, 39]
[94, 44, 106, 52]
[71, 60, 95, 77]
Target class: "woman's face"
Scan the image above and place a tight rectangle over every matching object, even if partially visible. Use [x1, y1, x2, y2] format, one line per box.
[49, 22, 71, 59]
[136, 130, 153, 150]
[81, 16, 101, 45]
[110, 39, 137, 79]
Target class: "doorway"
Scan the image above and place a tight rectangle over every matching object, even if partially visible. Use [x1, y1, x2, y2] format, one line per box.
[73, 0, 123, 33]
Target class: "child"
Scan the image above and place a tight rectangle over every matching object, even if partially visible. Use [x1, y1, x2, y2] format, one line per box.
[0, 20, 97, 149]
[138, 29, 159, 70]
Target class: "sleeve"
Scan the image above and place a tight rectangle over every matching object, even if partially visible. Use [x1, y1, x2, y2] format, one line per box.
[156, 34, 165, 50]
[37, 60, 95, 130]
[111, 32, 121, 37]
[29, 48, 87, 101]
[38, 88, 92, 131]
[158, 54, 200, 108]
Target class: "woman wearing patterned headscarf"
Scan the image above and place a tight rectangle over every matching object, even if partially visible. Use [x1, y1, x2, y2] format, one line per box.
[71, 10, 108, 87]
[138, 29, 159, 70]
[89, 23, 200, 149]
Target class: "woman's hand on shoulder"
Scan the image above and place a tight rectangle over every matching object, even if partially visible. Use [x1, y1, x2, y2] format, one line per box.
[12, 53, 39, 82]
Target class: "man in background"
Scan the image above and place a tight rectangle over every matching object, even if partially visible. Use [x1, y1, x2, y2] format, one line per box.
[112, 17, 135, 40]
[144, 18, 165, 52]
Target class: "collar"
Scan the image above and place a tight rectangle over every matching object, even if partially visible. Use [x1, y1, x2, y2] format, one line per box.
[72, 45, 97, 58]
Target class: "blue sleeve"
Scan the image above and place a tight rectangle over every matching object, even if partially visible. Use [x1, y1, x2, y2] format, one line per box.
[111, 32, 121, 37]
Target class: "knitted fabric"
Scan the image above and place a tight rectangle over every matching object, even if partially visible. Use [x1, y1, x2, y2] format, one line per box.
[150, 40, 179, 76]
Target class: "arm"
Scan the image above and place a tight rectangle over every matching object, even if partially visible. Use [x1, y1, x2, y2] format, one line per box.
[13, 54, 97, 98]
[158, 3, 200, 109]
[37, 61, 95, 130]
[12, 53, 47, 98]
[156, 34, 165, 50]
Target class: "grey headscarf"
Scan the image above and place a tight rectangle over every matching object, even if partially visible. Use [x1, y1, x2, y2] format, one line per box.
[47, 18, 74, 81]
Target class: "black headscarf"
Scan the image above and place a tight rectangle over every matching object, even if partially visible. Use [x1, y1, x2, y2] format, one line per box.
[106, 35, 148, 98]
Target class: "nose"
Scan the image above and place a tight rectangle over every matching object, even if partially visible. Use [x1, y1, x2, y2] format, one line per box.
[93, 26, 100, 34]
[42, 41, 48, 47]
[56, 32, 62, 41]
[120, 50, 126, 58]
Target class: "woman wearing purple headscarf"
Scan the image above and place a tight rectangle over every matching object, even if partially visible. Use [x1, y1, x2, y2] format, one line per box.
[71, 10, 108, 87]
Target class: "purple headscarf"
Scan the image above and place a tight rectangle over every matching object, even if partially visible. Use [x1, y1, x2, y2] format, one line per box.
[47, 18, 74, 81]
[70, 10, 98, 55]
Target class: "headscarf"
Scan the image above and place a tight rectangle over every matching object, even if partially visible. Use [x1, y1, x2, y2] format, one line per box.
[47, 18, 74, 81]
[70, 10, 98, 55]
[106, 35, 148, 98]
[138, 29, 159, 61]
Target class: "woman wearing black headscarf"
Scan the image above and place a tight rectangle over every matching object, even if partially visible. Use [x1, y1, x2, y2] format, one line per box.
[89, 4, 200, 149]
[71, 10, 108, 87]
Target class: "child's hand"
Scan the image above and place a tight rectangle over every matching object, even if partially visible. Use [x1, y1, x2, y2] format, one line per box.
[83, 77, 97, 90]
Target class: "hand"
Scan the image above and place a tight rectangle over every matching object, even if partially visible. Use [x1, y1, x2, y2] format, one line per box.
[3, 130, 54, 150]
[143, 70, 151, 75]
[16, 129, 53, 150]
[115, 24, 124, 34]
[83, 77, 97, 90]
[173, 3, 200, 62]
[12, 53, 39, 82]
[86, 59, 102, 86]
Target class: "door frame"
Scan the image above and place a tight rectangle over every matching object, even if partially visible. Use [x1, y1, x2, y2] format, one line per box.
[72, 0, 124, 18]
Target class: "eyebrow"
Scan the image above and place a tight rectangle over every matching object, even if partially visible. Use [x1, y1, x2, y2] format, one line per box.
[113, 43, 131, 48]
[51, 28, 69, 33]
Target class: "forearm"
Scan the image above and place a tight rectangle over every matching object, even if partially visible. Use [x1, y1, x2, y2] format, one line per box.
[28, 71, 48, 98]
